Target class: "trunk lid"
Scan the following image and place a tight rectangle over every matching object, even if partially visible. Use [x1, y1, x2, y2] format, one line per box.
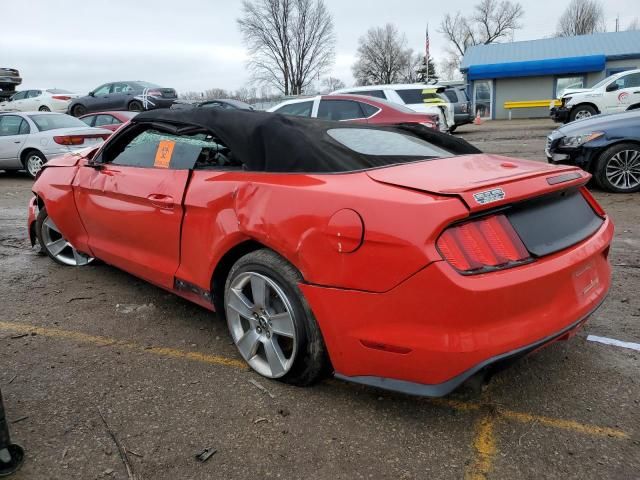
[366, 154, 590, 212]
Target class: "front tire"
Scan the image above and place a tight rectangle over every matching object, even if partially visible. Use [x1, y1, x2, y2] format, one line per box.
[36, 208, 94, 266]
[594, 143, 640, 193]
[569, 105, 597, 122]
[224, 249, 330, 386]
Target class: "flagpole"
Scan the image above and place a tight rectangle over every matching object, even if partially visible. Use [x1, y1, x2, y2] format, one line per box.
[425, 25, 430, 83]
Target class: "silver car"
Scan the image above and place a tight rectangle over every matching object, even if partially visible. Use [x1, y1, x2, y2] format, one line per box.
[0, 112, 111, 178]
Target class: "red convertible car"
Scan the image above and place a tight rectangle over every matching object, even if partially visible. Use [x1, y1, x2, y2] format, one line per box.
[27, 108, 613, 396]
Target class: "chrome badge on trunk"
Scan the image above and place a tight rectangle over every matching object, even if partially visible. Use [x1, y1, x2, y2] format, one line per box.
[473, 188, 505, 205]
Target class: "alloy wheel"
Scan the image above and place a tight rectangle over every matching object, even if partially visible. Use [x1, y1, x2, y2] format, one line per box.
[605, 149, 640, 190]
[226, 272, 297, 378]
[26, 154, 44, 178]
[574, 110, 592, 120]
[41, 216, 94, 266]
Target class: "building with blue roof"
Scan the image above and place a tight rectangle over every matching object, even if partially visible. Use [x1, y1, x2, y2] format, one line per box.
[459, 30, 640, 120]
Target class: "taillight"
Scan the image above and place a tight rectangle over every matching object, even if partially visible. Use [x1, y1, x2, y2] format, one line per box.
[53, 134, 109, 145]
[52, 95, 71, 101]
[579, 186, 605, 217]
[437, 214, 531, 274]
[54, 135, 86, 145]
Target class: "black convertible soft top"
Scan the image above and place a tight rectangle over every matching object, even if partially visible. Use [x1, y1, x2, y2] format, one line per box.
[132, 107, 481, 173]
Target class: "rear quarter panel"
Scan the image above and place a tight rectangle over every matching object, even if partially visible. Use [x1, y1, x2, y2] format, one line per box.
[177, 170, 468, 294]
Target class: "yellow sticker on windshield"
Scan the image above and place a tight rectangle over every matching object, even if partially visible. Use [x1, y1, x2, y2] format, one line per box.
[154, 140, 175, 169]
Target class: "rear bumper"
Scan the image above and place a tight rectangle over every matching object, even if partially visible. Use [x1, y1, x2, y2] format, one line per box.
[454, 113, 472, 126]
[301, 218, 613, 396]
[335, 306, 598, 397]
[146, 98, 176, 110]
[550, 107, 570, 123]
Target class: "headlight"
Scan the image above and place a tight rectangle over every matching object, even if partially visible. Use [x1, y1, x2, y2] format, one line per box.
[559, 132, 604, 148]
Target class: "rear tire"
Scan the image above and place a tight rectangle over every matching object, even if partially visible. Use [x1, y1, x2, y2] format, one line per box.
[128, 100, 143, 112]
[594, 143, 640, 193]
[569, 105, 597, 122]
[38, 105, 50, 112]
[22, 150, 46, 179]
[71, 104, 86, 117]
[224, 249, 330, 386]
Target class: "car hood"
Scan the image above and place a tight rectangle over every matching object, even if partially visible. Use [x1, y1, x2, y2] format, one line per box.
[561, 88, 591, 97]
[366, 154, 587, 211]
[45, 146, 99, 167]
[554, 110, 640, 136]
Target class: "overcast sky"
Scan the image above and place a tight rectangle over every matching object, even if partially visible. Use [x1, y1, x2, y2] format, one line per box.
[2, 0, 638, 94]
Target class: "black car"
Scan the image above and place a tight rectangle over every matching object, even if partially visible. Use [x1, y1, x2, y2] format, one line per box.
[0, 68, 21, 101]
[443, 86, 472, 132]
[68, 81, 177, 117]
[170, 98, 254, 111]
[546, 110, 640, 193]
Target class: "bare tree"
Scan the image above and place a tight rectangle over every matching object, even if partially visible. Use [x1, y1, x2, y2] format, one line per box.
[439, 0, 524, 59]
[627, 17, 640, 31]
[180, 91, 205, 100]
[556, 0, 605, 36]
[320, 76, 345, 92]
[203, 88, 230, 100]
[238, 0, 336, 95]
[439, 54, 462, 80]
[352, 24, 415, 85]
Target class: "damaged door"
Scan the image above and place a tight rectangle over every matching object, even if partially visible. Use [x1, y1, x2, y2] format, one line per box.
[73, 128, 194, 289]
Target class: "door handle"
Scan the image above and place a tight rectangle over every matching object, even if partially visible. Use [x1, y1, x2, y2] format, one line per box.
[147, 194, 174, 209]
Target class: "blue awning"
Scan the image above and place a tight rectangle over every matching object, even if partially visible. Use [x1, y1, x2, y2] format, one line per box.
[467, 55, 605, 80]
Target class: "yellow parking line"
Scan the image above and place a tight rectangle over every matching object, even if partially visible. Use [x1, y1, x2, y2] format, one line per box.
[499, 409, 628, 438]
[465, 413, 497, 480]
[0, 320, 629, 441]
[0, 320, 247, 370]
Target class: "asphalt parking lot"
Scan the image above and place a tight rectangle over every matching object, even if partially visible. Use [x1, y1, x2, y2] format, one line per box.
[1, 119, 638, 480]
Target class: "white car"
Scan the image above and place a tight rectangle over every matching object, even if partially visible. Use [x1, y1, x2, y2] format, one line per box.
[0, 89, 80, 114]
[331, 83, 455, 132]
[0, 112, 111, 178]
[552, 69, 640, 123]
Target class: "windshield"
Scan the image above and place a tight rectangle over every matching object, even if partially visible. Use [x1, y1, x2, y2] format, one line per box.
[28, 114, 88, 131]
[591, 76, 616, 90]
[327, 128, 452, 159]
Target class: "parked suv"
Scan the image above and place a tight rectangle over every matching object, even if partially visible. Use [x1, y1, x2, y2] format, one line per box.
[332, 84, 455, 132]
[551, 69, 640, 123]
[68, 81, 177, 117]
[0, 68, 22, 101]
[442, 86, 472, 132]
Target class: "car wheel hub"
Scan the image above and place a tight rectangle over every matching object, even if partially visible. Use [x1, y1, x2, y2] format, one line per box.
[226, 272, 297, 378]
[606, 150, 640, 190]
[27, 155, 43, 177]
[575, 110, 591, 119]
[41, 216, 94, 266]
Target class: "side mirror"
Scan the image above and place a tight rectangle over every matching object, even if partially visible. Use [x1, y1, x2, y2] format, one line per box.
[88, 91, 95, 97]
[606, 83, 619, 92]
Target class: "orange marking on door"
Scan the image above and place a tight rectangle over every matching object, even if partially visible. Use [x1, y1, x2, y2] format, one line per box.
[154, 140, 175, 169]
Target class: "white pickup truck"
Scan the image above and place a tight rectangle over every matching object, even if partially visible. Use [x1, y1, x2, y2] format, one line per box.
[551, 69, 640, 123]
